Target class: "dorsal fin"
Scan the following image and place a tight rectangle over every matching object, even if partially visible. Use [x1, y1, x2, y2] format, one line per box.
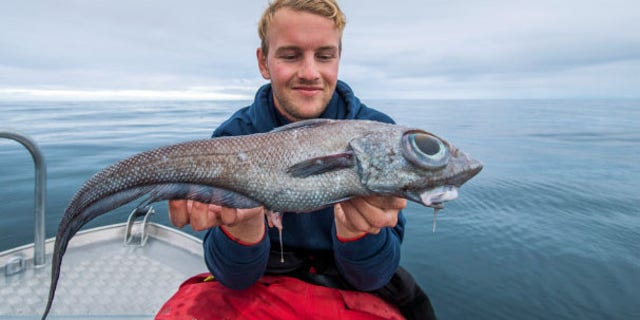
[270, 119, 336, 133]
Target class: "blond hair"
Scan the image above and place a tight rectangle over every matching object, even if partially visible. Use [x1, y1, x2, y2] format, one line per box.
[258, 0, 347, 55]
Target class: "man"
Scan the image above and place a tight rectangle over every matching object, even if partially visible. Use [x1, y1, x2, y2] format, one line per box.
[165, 1, 435, 319]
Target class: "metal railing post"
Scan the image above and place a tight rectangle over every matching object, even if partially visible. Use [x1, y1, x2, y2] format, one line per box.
[0, 129, 47, 267]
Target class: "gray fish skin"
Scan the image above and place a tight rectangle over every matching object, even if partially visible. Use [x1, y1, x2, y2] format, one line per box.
[42, 119, 482, 319]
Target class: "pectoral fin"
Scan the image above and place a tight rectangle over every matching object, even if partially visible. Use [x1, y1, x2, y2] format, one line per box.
[287, 151, 355, 178]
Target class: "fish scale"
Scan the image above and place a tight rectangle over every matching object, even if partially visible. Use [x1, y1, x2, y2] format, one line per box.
[42, 119, 482, 319]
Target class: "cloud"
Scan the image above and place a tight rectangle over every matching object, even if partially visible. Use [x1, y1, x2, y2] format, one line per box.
[0, 1, 265, 86]
[340, 0, 640, 98]
[1, 0, 638, 99]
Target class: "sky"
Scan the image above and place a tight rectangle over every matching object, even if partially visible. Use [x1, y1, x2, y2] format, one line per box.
[0, 0, 638, 100]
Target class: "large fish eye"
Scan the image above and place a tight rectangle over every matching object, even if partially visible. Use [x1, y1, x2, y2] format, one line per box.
[401, 131, 450, 169]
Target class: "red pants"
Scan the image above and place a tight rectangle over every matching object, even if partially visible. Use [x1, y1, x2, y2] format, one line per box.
[156, 273, 404, 319]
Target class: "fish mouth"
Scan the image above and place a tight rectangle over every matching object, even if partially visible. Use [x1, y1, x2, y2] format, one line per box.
[420, 185, 459, 208]
[421, 186, 459, 233]
[416, 150, 482, 209]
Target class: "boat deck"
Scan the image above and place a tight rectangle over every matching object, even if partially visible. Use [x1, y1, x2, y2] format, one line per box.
[0, 221, 207, 319]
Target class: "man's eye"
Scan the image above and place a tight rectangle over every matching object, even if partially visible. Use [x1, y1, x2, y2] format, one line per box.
[318, 53, 336, 60]
[316, 52, 336, 61]
[280, 54, 298, 60]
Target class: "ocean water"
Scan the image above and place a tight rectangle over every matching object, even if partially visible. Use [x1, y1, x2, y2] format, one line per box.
[1, 99, 638, 319]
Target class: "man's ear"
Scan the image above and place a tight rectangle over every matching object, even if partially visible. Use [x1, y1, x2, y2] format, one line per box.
[256, 48, 270, 80]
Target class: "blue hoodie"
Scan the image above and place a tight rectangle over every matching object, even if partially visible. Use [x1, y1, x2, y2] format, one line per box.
[203, 80, 405, 291]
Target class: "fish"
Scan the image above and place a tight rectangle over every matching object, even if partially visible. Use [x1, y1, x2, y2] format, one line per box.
[42, 119, 482, 319]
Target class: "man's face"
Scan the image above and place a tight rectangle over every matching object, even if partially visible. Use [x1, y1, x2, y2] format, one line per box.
[257, 8, 341, 122]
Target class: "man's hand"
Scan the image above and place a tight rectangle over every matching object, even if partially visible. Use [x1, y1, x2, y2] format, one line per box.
[334, 196, 407, 240]
[168, 200, 265, 244]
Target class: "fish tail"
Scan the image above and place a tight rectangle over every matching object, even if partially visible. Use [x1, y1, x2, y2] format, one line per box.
[42, 206, 85, 319]
[42, 186, 153, 319]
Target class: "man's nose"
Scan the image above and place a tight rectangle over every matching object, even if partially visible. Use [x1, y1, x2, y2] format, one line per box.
[298, 55, 320, 80]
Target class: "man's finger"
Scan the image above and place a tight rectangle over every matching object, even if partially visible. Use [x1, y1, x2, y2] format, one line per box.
[345, 197, 401, 230]
[339, 199, 371, 232]
[168, 200, 189, 228]
[334, 203, 347, 226]
[364, 196, 407, 210]
[189, 203, 220, 231]
[191, 200, 207, 214]
[220, 206, 239, 226]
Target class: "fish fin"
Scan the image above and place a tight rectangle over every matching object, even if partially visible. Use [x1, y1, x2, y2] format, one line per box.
[287, 151, 355, 178]
[270, 119, 336, 132]
[141, 183, 262, 208]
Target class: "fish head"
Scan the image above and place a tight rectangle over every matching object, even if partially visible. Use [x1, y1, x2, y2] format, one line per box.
[351, 127, 483, 208]
[400, 129, 483, 207]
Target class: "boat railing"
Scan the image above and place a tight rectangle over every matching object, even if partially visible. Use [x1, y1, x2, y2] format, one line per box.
[0, 129, 46, 268]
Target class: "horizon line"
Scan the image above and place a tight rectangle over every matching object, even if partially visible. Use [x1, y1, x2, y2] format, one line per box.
[0, 87, 637, 101]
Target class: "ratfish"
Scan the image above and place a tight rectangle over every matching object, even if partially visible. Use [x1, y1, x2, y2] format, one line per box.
[42, 119, 482, 319]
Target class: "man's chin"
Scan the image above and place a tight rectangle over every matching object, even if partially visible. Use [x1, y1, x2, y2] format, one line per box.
[275, 93, 330, 120]
[287, 101, 327, 117]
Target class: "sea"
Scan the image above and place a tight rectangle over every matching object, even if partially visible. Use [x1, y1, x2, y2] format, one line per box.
[1, 99, 638, 320]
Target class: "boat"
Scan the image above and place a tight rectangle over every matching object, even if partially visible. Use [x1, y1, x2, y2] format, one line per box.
[0, 129, 208, 319]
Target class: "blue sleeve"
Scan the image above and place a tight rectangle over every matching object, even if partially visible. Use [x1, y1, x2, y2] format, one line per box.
[203, 226, 270, 289]
[332, 211, 406, 291]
